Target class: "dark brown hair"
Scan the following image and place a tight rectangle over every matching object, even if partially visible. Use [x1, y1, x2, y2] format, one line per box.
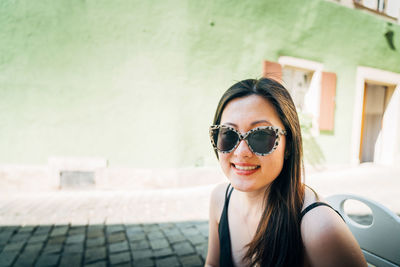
[212, 78, 305, 266]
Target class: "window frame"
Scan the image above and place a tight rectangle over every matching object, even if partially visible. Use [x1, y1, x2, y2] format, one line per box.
[353, 0, 398, 20]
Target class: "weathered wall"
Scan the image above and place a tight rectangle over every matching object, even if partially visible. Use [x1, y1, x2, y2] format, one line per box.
[1, 0, 399, 168]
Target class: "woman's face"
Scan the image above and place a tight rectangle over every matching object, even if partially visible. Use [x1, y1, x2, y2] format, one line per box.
[219, 94, 286, 193]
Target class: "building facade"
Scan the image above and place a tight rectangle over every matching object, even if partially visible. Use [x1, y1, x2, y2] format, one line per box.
[1, 0, 400, 171]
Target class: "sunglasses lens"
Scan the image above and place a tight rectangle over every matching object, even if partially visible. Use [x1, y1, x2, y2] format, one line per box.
[213, 127, 239, 152]
[248, 128, 277, 154]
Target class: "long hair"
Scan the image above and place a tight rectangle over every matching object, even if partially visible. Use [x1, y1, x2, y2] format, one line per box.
[212, 78, 305, 266]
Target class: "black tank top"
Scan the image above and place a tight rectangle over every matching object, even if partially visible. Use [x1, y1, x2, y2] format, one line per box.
[218, 184, 343, 267]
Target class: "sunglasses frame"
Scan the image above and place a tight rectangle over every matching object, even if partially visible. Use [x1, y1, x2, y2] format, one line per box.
[209, 125, 287, 156]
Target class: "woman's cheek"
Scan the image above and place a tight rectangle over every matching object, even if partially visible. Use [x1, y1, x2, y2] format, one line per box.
[218, 153, 231, 175]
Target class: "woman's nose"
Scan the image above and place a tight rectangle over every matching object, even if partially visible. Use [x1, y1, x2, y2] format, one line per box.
[233, 140, 253, 157]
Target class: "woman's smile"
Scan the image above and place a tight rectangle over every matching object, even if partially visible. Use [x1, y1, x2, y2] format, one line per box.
[231, 163, 260, 175]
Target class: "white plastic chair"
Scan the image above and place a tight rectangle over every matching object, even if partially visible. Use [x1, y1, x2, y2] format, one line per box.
[326, 194, 400, 267]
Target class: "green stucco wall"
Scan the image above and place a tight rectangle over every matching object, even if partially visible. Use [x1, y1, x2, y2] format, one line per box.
[1, 0, 399, 168]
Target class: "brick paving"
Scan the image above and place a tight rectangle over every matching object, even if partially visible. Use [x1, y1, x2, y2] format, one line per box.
[0, 221, 208, 267]
[0, 188, 212, 267]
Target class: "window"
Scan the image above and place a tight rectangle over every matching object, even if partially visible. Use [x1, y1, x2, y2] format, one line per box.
[282, 67, 314, 112]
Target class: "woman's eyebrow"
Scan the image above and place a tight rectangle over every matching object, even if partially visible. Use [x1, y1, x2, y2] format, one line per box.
[223, 120, 272, 127]
[251, 120, 272, 126]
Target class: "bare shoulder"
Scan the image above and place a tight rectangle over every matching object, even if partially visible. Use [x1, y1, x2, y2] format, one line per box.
[206, 183, 229, 266]
[301, 185, 320, 209]
[209, 183, 230, 224]
[300, 185, 342, 234]
[301, 186, 367, 267]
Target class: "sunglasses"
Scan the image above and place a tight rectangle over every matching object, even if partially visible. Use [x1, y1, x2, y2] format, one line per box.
[209, 125, 287, 156]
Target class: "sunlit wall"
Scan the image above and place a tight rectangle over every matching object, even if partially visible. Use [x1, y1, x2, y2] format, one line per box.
[1, 0, 399, 168]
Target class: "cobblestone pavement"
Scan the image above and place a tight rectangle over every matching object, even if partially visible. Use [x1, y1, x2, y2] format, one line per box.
[0, 188, 212, 267]
[0, 221, 208, 267]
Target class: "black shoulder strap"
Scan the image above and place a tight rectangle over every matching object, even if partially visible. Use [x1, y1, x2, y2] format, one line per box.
[300, 202, 344, 221]
[225, 183, 234, 202]
[219, 184, 235, 267]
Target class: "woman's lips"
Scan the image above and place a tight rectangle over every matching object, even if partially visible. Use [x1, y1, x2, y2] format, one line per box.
[232, 163, 260, 175]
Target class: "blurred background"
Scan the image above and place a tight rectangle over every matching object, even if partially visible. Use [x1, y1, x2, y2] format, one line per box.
[0, 0, 400, 266]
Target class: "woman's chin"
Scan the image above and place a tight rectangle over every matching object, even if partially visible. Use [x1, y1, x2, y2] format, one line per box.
[229, 178, 258, 192]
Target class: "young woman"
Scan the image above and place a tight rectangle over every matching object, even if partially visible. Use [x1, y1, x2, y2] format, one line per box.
[205, 78, 367, 267]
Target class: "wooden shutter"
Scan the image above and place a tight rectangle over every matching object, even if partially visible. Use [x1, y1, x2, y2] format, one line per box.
[319, 72, 337, 131]
[262, 61, 282, 82]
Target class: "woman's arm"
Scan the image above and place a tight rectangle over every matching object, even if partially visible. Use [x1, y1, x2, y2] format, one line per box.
[301, 205, 367, 267]
[205, 184, 226, 267]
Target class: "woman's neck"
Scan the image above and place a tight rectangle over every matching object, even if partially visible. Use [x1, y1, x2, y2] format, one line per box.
[235, 186, 267, 218]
